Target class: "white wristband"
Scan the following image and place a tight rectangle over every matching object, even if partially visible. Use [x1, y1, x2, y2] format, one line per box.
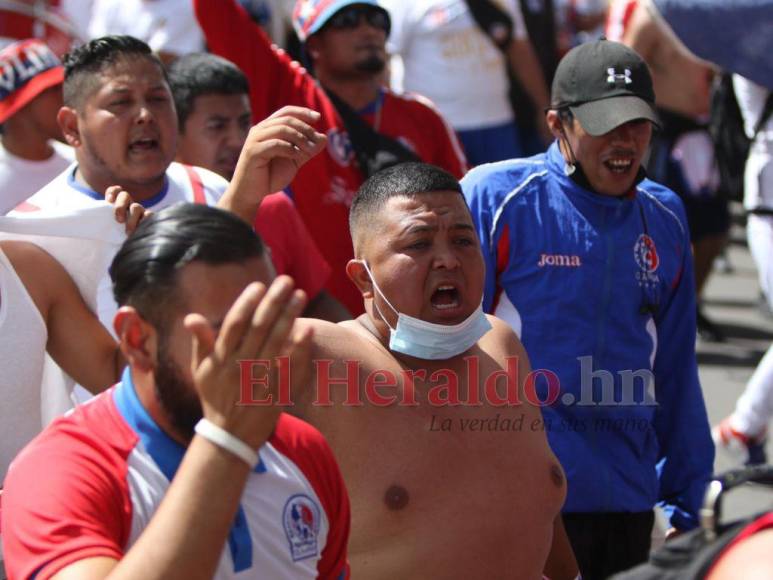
[194, 418, 259, 468]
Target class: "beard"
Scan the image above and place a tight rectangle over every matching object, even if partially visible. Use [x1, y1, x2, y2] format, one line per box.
[354, 54, 386, 75]
[154, 339, 203, 441]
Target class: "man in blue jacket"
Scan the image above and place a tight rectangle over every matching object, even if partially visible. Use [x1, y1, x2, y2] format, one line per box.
[462, 39, 714, 580]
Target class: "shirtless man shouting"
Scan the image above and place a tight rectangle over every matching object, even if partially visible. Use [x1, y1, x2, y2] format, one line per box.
[280, 162, 576, 579]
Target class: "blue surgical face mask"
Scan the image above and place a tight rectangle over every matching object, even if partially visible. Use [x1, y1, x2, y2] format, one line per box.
[360, 261, 492, 360]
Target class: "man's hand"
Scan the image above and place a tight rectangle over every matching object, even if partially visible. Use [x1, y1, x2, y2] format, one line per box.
[105, 185, 148, 235]
[237, 106, 327, 194]
[184, 276, 313, 449]
[220, 106, 326, 224]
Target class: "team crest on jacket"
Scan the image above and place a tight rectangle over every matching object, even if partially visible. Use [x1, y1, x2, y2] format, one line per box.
[327, 128, 354, 166]
[634, 234, 659, 273]
[283, 494, 321, 561]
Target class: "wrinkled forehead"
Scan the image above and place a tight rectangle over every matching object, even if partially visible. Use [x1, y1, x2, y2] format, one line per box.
[383, 192, 472, 226]
[360, 192, 473, 254]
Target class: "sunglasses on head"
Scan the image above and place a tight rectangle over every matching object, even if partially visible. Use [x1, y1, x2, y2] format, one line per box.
[327, 5, 390, 33]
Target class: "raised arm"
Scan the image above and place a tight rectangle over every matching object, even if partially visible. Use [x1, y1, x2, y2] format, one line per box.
[193, 0, 318, 121]
[217, 106, 326, 223]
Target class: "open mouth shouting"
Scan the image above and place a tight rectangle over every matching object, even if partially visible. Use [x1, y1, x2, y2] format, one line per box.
[430, 284, 461, 311]
[128, 135, 160, 155]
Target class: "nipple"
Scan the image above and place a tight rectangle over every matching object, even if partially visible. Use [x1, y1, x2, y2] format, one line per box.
[384, 484, 410, 511]
[550, 464, 565, 488]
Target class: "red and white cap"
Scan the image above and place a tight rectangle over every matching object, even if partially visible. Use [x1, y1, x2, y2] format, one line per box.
[0, 38, 64, 124]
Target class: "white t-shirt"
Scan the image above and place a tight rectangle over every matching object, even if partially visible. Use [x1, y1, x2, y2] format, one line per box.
[88, 0, 205, 56]
[733, 75, 773, 210]
[59, 0, 96, 42]
[382, 0, 527, 130]
[0, 141, 74, 216]
[20, 161, 228, 327]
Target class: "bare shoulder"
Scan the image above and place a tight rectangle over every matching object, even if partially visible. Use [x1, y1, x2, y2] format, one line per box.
[296, 317, 358, 341]
[481, 314, 528, 359]
[296, 317, 373, 358]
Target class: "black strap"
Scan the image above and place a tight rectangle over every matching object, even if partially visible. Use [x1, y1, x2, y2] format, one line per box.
[323, 88, 420, 178]
[463, 0, 514, 52]
[464, 0, 548, 134]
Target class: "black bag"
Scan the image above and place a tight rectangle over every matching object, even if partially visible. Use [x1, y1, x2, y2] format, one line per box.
[709, 74, 773, 201]
[463, 0, 515, 51]
[611, 465, 773, 580]
[324, 88, 420, 178]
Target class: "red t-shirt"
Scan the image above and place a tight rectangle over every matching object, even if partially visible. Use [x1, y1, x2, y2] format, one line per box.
[255, 192, 331, 302]
[193, 0, 467, 314]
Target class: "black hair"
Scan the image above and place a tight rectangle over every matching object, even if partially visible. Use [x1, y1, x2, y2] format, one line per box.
[349, 162, 463, 252]
[62, 35, 167, 109]
[110, 203, 264, 330]
[168, 53, 250, 130]
[558, 108, 574, 124]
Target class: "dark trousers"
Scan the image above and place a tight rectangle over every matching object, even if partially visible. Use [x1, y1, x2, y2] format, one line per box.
[563, 511, 655, 580]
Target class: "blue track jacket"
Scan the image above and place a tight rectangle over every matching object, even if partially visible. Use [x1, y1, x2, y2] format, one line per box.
[462, 142, 714, 530]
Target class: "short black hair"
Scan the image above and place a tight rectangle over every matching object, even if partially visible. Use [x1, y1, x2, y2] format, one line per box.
[168, 53, 250, 130]
[62, 35, 167, 109]
[110, 203, 264, 330]
[349, 162, 463, 253]
[558, 108, 574, 124]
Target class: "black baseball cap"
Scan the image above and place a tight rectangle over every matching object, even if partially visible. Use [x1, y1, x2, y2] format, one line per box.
[550, 39, 660, 136]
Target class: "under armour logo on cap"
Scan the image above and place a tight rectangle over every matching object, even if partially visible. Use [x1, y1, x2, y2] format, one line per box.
[607, 67, 632, 86]
[549, 39, 659, 136]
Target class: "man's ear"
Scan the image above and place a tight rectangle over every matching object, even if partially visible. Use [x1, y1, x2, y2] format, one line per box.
[545, 110, 564, 140]
[346, 259, 373, 298]
[305, 35, 322, 60]
[57, 106, 81, 148]
[113, 306, 158, 373]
